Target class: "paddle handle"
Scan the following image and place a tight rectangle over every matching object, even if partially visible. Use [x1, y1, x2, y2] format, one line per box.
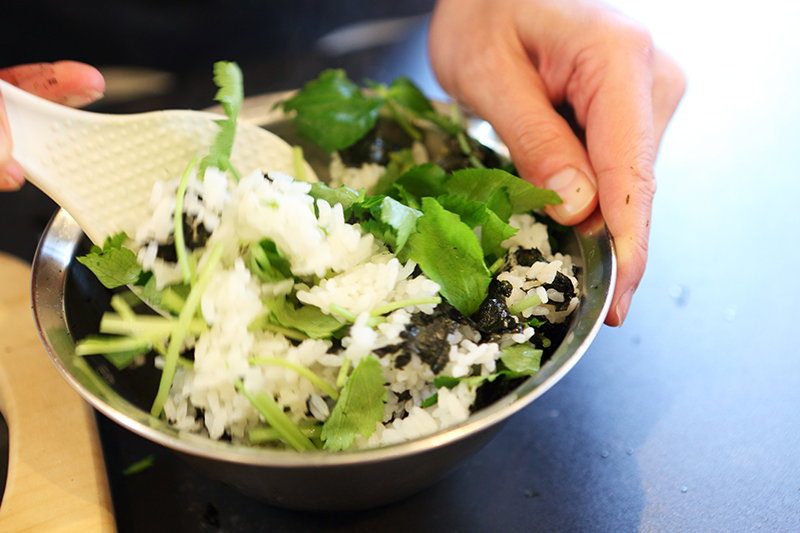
[0, 253, 115, 532]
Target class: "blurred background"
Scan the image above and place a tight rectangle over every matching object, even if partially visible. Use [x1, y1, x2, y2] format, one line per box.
[2, 1, 800, 531]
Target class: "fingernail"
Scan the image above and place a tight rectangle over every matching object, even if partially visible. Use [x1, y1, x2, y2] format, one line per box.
[0, 169, 23, 191]
[545, 168, 597, 222]
[61, 89, 104, 108]
[613, 287, 635, 326]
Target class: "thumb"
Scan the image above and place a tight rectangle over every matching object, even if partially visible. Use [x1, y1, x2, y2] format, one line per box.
[441, 52, 598, 225]
[0, 94, 24, 191]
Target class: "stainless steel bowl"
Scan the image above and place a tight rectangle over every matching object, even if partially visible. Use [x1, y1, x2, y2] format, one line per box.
[30, 94, 616, 511]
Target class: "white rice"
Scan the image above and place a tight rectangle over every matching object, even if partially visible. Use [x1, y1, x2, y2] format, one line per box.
[133, 162, 579, 450]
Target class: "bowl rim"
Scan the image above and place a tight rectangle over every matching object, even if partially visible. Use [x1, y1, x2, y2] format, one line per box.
[30, 92, 616, 467]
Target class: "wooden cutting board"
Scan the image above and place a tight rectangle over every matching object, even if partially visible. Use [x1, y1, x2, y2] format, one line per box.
[0, 252, 115, 532]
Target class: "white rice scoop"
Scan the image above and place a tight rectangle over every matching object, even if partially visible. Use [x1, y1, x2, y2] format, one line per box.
[1, 78, 310, 245]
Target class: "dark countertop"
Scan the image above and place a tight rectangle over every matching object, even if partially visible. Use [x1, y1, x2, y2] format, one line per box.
[2, 3, 800, 531]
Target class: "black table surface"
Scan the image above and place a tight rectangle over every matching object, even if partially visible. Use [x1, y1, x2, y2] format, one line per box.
[2, 4, 800, 532]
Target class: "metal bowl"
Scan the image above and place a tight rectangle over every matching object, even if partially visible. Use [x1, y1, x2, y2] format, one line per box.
[30, 94, 616, 511]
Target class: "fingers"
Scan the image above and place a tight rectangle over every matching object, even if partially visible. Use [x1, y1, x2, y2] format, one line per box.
[429, 0, 599, 226]
[0, 61, 105, 107]
[0, 61, 105, 192]
[566, 24, 659, 326]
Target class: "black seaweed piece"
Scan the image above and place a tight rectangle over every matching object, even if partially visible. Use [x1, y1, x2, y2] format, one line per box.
[155, 212, 212, 262]
[338, 118, 415, 167]
[530, 319, 570, 363]
[470, 279, 524, 341]
[514, 247, 546, 267]
[471, 375, 528, 413]
[373, 344, 400, 358]
[399, 302, 472, 374]
[434, 135, 503, 172]
[543, 271, 577, 312]
[394, 352, 412, 369]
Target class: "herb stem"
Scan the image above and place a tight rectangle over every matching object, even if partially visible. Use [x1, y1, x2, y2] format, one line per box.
[370, 297, 441, 317]
[234, 379, 316, 451]
[75, 336, 151, 356]
[249, 357, 339, 399]
[174, 158, 198, 285]
[328, 304, 357, 323]
[508, 294, 542, 315]
[336, 357, 351, 388]
[292, 145, 306, 182]
[151, 242, 223, 417]
[110, 294, 136, 320]
[385, 99, 422, 141]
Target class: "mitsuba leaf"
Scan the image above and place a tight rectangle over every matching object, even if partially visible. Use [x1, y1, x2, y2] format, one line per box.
[308, 182, 365, 213]
[446, 168, 563, 212]
[386, 77, 435, 115]
[76, 232, 142, 289]
[321, 356, 386, 451]
[361, 196, 421, 255]
[433, 195, 517, 263]
[280, 69, 385, 153]
[259, 296, 346, 340]
[371, 148, 418, 196]
[247, 239, 292, 282]
[406, 197, 491, 317]
[499, 344, 542, 376]
[200, 61, 244, 176]
[385, 163, 449, 209]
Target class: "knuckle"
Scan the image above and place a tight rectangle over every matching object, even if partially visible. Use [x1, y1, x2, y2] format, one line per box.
[507, 116, 566, 161]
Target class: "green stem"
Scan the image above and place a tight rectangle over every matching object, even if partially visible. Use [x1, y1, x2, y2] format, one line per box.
[336, 357, 351, 388]
[508, 293, 542, 315]
[75, 336, 150, 356]
[151, 242, 223, 417]
[110, 294, 136, 320]
[234, 379, 316, 451]
[292, 145, 306, 182]
[488, 256, 506, 275]
[386, 99, 422, 141]
[159, 287, 186, 315]
[174, 157, 198, 285]
[249, 424, 320, 444]
[328, 304, 357, 323]
[100, 314, 206, 339]
[249, 357, 339, 399]
[370, 296, 441, 317]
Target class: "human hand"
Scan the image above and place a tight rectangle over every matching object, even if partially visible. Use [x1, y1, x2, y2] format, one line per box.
[0, 61, 105, 191]
[428, 0, 686, 326]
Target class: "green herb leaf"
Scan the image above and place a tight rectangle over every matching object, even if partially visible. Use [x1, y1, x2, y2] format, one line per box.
[499, 344, 542, 376]
[386, 77, 435, 115]
[434, 194, 517, 262]
[200, 61, 244, 177]
[321, 356, 386, 451]
[360, 196, 421, 254]
[433, 375, 461, 389]
[446, 168, 562, 212]
[76, 232, 142, 289]
[258, 296, 346, 340]
[420, 392, 438, 408]
[122, 455, 155, 476]
[371, 148, 419, 196]
[308, 182, 364, 212]
[406, 197, 491, 316]
[386, 163, 449, 207]
[280, 69, 385, 152]
[246, 239, 293, 282]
